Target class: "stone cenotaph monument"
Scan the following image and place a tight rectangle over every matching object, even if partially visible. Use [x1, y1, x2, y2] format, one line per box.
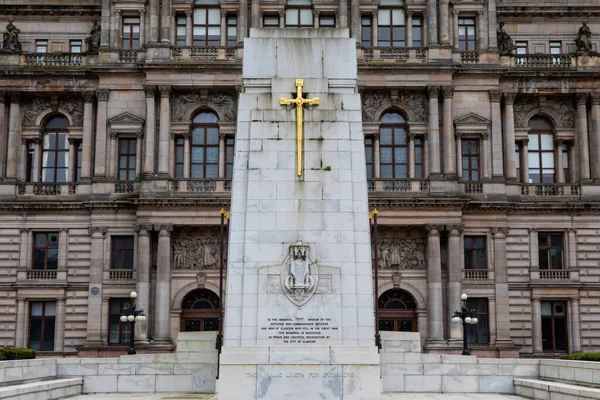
[219, 28, 380, 399]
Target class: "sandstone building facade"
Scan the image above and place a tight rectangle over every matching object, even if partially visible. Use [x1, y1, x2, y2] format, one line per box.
[0, 0, 598, 357]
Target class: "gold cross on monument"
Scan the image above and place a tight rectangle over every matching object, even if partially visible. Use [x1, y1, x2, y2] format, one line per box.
[280, 79, 319, 177]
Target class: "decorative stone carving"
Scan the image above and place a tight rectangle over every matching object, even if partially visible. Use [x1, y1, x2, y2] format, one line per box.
[171, 91, 237, 122]
[172, 227, 224, 270]
[442, 87, 454, 99]
[2, 20, 22, 53]
[196, 272, 207, 287]
[361, 90, 427, 122]
[575, 22, 592, 53]
[88, 227, 107, 236]
[497, 22, 516, 54]
[96, 89, 109, 102]
[376, 228, 426, 270]
[392, 272, 402, 288]
[158, 86, 171, 98]
[591, 94, 600, 106]
[489, 90, 502, 103]
[22, 96, 84, 127]
[281, 241, 318, 307]
[144, 85, 156, 98]
[22, 98, 51, 127]
[513, 96, 574, 129]
[85, 20, 101, 54]
[83, 92, 95, 103]
[427, 86, 440, 99]
[60, 97, 84, 126]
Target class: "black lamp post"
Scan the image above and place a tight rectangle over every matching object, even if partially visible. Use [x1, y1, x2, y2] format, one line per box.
[120, 291, 146, 355]
[452, 293, 478, 355]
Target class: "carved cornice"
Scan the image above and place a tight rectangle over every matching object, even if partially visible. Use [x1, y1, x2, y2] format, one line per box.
[489, 90, 502, 102]
[96, 89, 109, 102]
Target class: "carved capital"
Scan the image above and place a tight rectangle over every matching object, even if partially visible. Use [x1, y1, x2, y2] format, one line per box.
[110, 132, 118, 139]
[491, 227, 510, 237]
[134, 224, 153, 234]
[427, 86, 440, 99]
[59, 227, 69, 233]
[503, 92, 516, 104]
[185, 10, 193, 17]
[575, 93, 589, 106]
[522, 138, 529, 146]
[139, 8, 145, 16]
[481, 132, 489, 140]
[83, 92, 95, 103]
[144, 85, 156, 98]
[20, 138, 28, 146]
[489, 90, 502, 102]
[447, 224, 464, 234]
[591, 94, 600, 106]
[220, 9, 227, 17]
[158, 86, 171, 98]
[567, 228, 577, 234]
[555, 138, 564, 147]
[19, 228, 30, 233]
[155, 224, 173, 234]
[67, 137, 77, 145]
[10, 92, 21, 103]
[136, 131, 144, 138]
[426, 224, 442, 234]
[527, 228, 537, 234]
[442, 86, 454, 99]
[88, 227, 107, 237]
[96, 89, 109, 102]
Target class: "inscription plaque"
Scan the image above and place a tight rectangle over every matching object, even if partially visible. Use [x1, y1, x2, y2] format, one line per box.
[259, 317, 340, 344]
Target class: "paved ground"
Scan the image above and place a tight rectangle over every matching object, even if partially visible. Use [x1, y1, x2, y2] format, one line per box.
[67, 393, 524, 400]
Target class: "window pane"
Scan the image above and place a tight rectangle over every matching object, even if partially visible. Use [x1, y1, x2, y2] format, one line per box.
[31, 302, 43, 316]
[378, 10, 390, 26]
[381, 164, 392, 178]
[380, 147, 392, 163]
[380, 128, 392, 145]
[394, 147, 407, 163]
[300, 9, 312, 25]
[286, 9, 299, 25]
[42, 318, 55, 351]
[541, 152, 554, 168]
[192, 147, 204, 163]
[539, 250, 548, 269]
[551, 249, 562, 269]
[392, 9, 405, 25]
[206, 147, 219, 163]
[206, 164, 218, 178]
[529, 134, 539, 150]
[46, 249, 58, 269]
[112, 251, 122, 269]
[29, 319, 41, 350]
[192, 130, 205, 144]
[45, 302, 56, 316]
[394, 164, 407, 178]
[191, 164, 204, 178]
[541, 301, 552, 316]
[124, 250, 134, 269]
[528, 153, 540, 168]
[208, 9, 220, 23]
[194, 9, 207, 24]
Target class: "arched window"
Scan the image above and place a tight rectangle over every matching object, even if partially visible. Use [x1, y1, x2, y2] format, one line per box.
[379, 111, 422, 178]
[41, 116, 69, 183]
[378, 289, 418, 332]
[527, 117, 554, 183]
[190, 111, 219, 178]
[181, 289, 220, 332]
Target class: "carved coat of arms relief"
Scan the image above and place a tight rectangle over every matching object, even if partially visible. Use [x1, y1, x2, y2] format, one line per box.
[281, 241, 318, 307]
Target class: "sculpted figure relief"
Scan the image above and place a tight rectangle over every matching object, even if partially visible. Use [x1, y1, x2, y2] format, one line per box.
[2, 20, 22, 53]
[171, 91, 237, 122]
[172, 228, 224, 270]
[575, 22, 592, 53]
[376, 228, 426, 270]
[497, 23, 516, 54]
[85, 20, 101, 54]
[361, 90, 427, 122]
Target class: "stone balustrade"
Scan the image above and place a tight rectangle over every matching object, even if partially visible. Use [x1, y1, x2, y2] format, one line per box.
[514, 54, 573, 69]
[106, 269, 135, 281]
[170, 179, 231, 193]
[16, 183, 79, 196]
[17, 269, 66, 283]
[24, 53, 84, 67]
[460, 51, 480, 63]
[530, 269, 577, 281]
[463, 269, 491, 280]
[171, 47, 237, 62]
[520, 183, 580, 197]
[368, 179, 429, 193]
[361, 47, 427, 62]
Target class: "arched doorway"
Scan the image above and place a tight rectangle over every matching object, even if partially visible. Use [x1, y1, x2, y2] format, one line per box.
[180, 289, 220, 332]
[378, 289, 418, 332]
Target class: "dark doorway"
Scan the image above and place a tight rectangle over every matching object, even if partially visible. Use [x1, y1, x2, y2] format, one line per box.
[378, 289, 418, 332]
[181, 289, 220, 332]
[541, 300, 568, 353]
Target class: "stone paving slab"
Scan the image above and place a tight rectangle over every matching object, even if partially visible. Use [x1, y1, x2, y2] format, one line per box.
[66, 393, 524, 400]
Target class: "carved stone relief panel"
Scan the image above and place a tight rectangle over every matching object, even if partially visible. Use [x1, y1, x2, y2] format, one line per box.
[376, 227, 426, 270]
[361, 90, 428, 122]
[171, 91, 237, 122]
[172, 227, 226, 270]
[514, 96, 574, 129]
[22, 96, 84, 127]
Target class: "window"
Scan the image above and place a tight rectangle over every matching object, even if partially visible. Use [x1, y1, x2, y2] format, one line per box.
[528, 117, 554, 183]
[549, 41, 562, 55]
[458, 18, 476, 51]
[541, 301, 567, 352]
[70, 40, 82, 53]
[111, 236, 134, 270]
[361, 16, 372, 47]
[538, 232, 563, 270]
[263, 14, 279, 27]
[36, 40, 48, 53]
[516, 41, 527, 66]
[411, 17, 422, 47]
[225, 137, 235, 179]
[462, 139, 480, 181]
[414, 138, 423, 178]
[191, 112, 219, 178]
[175, 137, 184, 178]
[33, 232, 59, 270]
[380, 112, 408, 178]
[41, 116, 69, 183]
[194, 8, 220, 46]
[26, 141, 35, 183]
[176, 15, 187, 46]
[319, 14, 335, 27]
[562, 142, 570, 183]
[515, 144, 521, 182]
[464, 236, 486, 270]
[227, 15, 237, 46]
[109, 298, 132, 345]
[118, 138, 137, 181]
[29, 301, 55, 351]
[378, 9, 406, 47]
[122, 17, 140, 50]
[76, 141, 82, 181]
[365, 137, 374, 179]
[466, 298, 489, 345]
[285, 8, 313, 27]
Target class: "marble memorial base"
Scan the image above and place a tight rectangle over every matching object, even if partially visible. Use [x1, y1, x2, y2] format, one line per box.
[218, 345, 380, 399]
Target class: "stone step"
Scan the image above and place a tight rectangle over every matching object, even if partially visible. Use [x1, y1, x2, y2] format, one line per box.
[0, 377, 82, 400]
[514, 378, 600, 399]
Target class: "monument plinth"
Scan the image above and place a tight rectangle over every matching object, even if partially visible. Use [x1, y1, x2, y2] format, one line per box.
[220, 28, 380, 399]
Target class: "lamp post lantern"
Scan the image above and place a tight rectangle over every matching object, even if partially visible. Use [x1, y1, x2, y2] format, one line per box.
[120, 291, 146, 355]
[452, 293, 478, 355]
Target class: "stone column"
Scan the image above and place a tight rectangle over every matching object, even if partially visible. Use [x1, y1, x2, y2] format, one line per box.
[55, 298, 66, 352]
[148, 0, 159, 44]
[428, 87, 441, 178]
[135, 224, 151, 343]
[477, 10, 486, 50]
[143, 86, 156, 177]
[17, 138, 27, 182]
[108, 132, 117, 179]
[439, 0, 450, 45]
[238, 0, 248, 42]
[94, 90, 109, 179]
[492, 227, 512, 347]
[84, 227, 106, 347]
[158, 86, 171, 177]
[15, 299, 26, 348]
[521, 139, 529, 183]
[113, 9, 122, 49]
[481, 133, 490, 180]
[171, 12, 177, 45]
[408, 133, 416, 178]
[426, 225, 444, 344]
[503, 93, 517, 180]
[350, 0, 360, 41]
[183, 133, 191, 179]
[81, 93, 94, 181]
[220, 10, 227, 47]
[313, 11, 320, 29]
[532, 298, 542, 353]
[567, 228, 577, 272]
[18, 228, 29, 269]
[58, 228, 68, 270]
[442, 87, 455, 177]
[139, 9, 146, 46]
[489, 91, 503, 179]
[591, 94, 600, 181]
[488, 0, 497, 50]
[219, 133, 226, 178]
[556, 140, 565, 183]
[6, 93, 20, 181]
[372, 12, 378, 46]
[447, 225, 463, 341]
[251, 0, 260, 28]
[338, 0, 348, 29]
[576, 94, 591, 182]
[427, 0, 438, 45]
[406, 12, 413, 47]
[0, 93, 6, 179]
[32, 139, 40, 183]
[154, 224, 173, 344]
[373, 133, 380, 179]
[185, 11, 193, 47]
[570, 298, 581, 353]
[452, 10, 459, 49]
[160, 0, 171, 44]
[455, 133, 462, 179]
